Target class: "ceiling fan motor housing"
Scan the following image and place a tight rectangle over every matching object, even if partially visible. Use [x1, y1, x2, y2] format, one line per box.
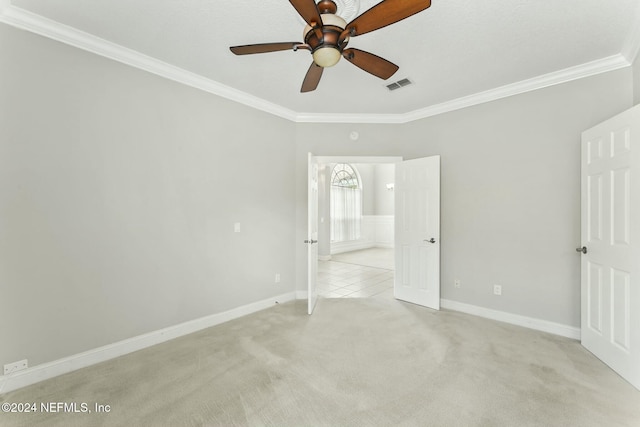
[303, 4, 348, 67]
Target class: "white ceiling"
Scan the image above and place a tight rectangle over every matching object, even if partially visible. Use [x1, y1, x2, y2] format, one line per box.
[3, 0, 640, 121]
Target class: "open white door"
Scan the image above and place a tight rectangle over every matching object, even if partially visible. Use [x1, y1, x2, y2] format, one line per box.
[394, 156, 440, 309]
[580, 104, 640, 390]
[307, 153, 319, 314]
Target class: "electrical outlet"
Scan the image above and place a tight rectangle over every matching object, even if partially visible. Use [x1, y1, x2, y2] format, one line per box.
[275, 273, 281, 283]
[493, 284, 502, 296]
[4, 359, 28, 375]
[454, 279, 461, 288]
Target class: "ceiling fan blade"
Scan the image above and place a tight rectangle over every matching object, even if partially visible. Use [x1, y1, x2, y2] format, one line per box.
[301, 62, 324, 93]
[342, 48, 399, 80]
[230, 42, 302, 55]
[289, 0, 323, 27]
[346, 0, 431, 37]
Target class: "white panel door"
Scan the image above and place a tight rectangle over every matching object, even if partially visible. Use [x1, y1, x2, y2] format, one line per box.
[394, 156, 440, 310]
[581, 104, 640, 390]
[307, 153, 319, 314]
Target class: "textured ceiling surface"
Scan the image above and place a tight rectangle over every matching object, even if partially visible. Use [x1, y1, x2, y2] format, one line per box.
[9, 0, 640, 115]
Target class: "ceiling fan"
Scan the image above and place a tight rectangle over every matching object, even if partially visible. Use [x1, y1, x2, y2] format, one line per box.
[229, 0, 432, 92]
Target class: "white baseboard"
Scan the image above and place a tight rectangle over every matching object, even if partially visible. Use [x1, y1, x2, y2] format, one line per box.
[318, 255, 331, 261]
[441, 299, 581, 340]
[331, 240, 374, 255]
[0, 292, 297, 395]
[374, 243, 394, 249]
[1, 293, 579, 394]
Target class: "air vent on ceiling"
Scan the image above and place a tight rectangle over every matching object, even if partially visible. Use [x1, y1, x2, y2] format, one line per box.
[386, 78, 413, 91]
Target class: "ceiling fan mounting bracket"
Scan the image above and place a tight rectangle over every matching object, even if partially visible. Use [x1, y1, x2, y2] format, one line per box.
[317, 0, 338, 15]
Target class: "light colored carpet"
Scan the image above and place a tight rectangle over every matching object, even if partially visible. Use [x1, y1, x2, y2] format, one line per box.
[331, 248, 395, 270]
[1, 298, 640, 426]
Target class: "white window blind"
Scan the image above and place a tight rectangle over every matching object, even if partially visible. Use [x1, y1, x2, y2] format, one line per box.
[330, 164, 362, 242]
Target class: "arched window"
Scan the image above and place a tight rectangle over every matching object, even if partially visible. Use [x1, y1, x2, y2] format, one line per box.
[330, 164, 362, 242]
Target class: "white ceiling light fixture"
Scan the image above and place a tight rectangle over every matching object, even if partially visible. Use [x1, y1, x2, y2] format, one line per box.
[304, 12, 348, 68]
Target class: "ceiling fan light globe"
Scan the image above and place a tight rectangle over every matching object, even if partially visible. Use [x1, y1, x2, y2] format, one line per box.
[321, 13, 347, 28]
[313, 47, 341, 67]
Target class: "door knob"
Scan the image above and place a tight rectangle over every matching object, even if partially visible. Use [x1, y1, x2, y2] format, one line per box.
[424, 238, 436, 244]
[576, 246, 587, 254]
[304, 239, 318, 244]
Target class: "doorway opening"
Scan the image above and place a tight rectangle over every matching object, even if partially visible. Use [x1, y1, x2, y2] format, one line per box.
[315, 156, 400, 300]
[307, 154, 441, 312]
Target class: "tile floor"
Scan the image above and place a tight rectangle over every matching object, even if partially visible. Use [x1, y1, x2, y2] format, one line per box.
[317, 248, 394, 299]
[330, 247, 395, 270]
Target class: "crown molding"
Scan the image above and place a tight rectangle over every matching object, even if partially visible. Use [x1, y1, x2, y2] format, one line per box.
[295, 54, 630, 124]
[0, 4, 298, 122]
[0, 2, 635, 125]
[399, 54, 630, 123]
[295, 112, 405, 124]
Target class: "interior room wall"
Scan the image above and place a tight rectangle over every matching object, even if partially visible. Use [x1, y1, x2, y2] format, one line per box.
[295, 68, 633, 328]
[373, 164, 395, 216]
[353, 163, 375, 215]
[0, 24, 297, 369]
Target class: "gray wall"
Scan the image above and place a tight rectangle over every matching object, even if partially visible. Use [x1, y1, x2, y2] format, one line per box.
[0, 24, 296, 369]
[354, 164, 375, 215]
[373, 164, 395, 216]
[295, 69, 633, 328]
